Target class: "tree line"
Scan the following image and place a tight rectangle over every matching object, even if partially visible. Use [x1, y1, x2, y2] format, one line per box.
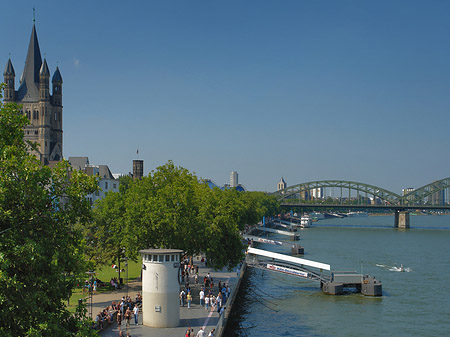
[88, 161, 280, 271]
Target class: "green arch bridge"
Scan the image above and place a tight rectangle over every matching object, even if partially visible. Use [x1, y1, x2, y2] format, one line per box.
[271, 178, 450, 228]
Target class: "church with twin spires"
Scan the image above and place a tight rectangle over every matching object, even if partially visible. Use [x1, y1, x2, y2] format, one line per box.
[3, 23, 63, 165]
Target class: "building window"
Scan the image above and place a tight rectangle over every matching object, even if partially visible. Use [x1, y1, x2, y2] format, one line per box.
[165, 255, 170, 262]
[105, 182, 108, 190]
[54, 112, 57, 121]
[158, 255, 164, 262]
[171, 255, 175, 262]
[152, 255, 157, 262]
[113, 184, 117, 189]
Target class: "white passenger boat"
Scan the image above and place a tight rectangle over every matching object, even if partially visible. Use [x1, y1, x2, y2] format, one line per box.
[300, 215, 312, 228]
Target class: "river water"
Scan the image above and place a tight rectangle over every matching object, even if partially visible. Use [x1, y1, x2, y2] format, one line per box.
[225, 215, 450, 336]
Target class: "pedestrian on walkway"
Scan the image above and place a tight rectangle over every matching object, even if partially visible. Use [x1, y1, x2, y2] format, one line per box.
[210, 296, 216, 312]
[199, 288, 205, 306]
[133, 303, 139, 325]
[205, 294, 210, 311]
[117, 310, 122, 329]
[125, 307, 131, 328]
[208, 328, 215, 337]
[187, 291, 192, 308]
[180, 289, 186, 307]
[196, 327, 206, 337]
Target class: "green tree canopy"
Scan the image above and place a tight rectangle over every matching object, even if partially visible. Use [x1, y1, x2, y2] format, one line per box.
[92, 162, 280, 270]
[0, 85, 98, 336]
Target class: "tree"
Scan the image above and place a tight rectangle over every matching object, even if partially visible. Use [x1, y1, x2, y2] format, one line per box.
[93, 161, 250, 270]
[0, 84, 98, 336]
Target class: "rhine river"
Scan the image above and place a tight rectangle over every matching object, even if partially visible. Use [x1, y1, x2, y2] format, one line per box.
[225, 215, 450, 336]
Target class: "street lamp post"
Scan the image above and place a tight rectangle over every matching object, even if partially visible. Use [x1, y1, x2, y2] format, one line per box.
[125, 257, 129, 298]
[85, 270, 96, 320]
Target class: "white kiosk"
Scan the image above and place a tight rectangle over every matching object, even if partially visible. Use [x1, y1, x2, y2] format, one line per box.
[140, 249, 183, 328]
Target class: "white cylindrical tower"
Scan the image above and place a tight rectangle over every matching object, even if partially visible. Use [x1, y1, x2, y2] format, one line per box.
[139, 249, 183, 328]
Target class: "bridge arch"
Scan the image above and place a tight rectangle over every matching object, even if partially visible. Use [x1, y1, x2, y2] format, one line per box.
[399, 177, 450, 205]
[272, 180, 401, 205]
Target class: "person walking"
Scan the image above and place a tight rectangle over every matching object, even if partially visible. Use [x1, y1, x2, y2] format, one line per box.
[124, 307, 131, 329]
[180, 289, 186, 307]
[205, 294, 210, 311]
[199, 288, 205, 307]
[117, 310, 122, 329]
[187, 291, 192, 308]
[196, 327, 206, 337]
[133, 303, 139, 325]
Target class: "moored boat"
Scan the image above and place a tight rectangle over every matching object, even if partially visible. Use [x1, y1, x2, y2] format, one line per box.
[300, 215, 312, 228]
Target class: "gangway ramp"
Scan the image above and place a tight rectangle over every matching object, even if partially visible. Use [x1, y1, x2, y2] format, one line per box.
[248, 247, 330, 270]
[246, 247, 382, 296]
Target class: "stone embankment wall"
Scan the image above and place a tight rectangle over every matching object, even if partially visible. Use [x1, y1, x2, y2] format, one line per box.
[215, 262, 247, 337]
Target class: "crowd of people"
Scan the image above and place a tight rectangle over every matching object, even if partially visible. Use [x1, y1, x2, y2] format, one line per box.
[93, 255, 236, 336]
[185, 326, 215, 337]
[179, 259, 232, 337]
[95, 293, 142, 333]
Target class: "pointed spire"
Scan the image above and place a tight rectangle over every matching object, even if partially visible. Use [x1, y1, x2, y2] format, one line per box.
[17, 24, 43, 101]
[40, 58, 50, 76]
[52, 66, 63, 83]
[3, 58, 15, 76]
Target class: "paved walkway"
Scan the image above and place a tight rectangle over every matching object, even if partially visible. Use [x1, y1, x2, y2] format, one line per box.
[96, 259, 240, 337]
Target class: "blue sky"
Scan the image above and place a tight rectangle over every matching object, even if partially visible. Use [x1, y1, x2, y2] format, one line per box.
[2, 1, 450, 193]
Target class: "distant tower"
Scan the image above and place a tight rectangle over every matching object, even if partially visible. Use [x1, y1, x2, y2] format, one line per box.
[230, 171, 238, 188]
[133, 160, 144, 180]
[3, 21, 63, 165]
[277, 177, 287, 191]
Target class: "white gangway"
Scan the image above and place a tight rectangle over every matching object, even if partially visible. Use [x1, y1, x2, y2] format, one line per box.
[248, 247, 330, 270]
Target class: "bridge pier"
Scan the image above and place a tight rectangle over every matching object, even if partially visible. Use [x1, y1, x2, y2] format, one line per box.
[394, 210, 410, 229]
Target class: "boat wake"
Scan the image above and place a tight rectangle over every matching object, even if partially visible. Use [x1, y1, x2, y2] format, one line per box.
[376, 264, 411, 272]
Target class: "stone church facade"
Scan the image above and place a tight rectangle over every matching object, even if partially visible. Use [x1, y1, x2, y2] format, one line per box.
[3, 24, 63, 165]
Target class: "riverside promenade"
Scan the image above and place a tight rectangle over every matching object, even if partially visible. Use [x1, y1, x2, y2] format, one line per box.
[97, 258, 245, 337]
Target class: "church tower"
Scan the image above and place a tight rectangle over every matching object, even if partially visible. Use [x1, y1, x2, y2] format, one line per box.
[3, 22, 63, 165]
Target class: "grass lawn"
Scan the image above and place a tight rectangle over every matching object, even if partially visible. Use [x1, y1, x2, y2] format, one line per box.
[93, 259, 142, 282]
[66, 260, 142, 313]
